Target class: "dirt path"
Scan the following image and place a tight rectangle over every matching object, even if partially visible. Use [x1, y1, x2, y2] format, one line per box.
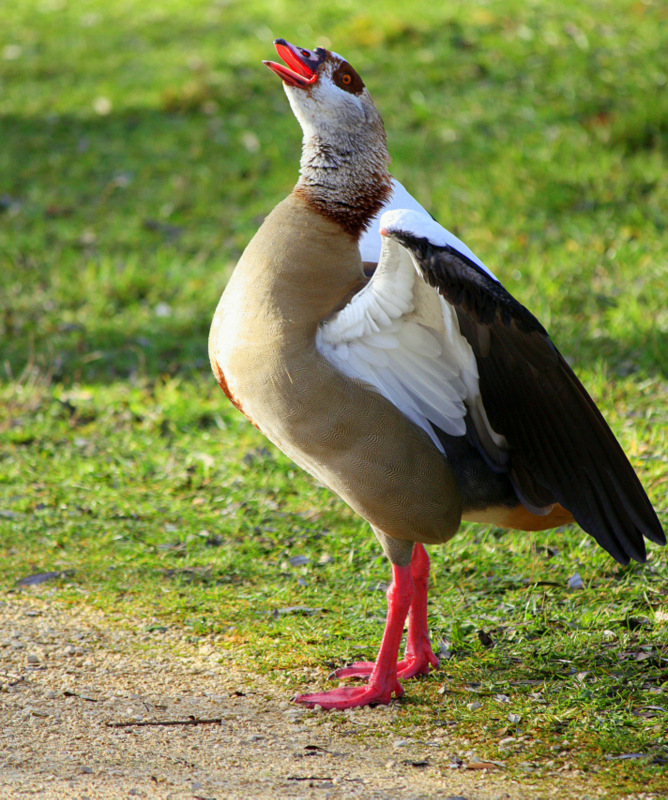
[0, 593, 621, 799]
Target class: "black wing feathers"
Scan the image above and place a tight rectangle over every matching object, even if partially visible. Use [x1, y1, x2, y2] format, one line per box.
[393, 232, 665, 564]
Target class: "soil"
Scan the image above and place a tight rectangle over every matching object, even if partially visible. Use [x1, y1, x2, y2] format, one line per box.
[0, 592, 630, 799]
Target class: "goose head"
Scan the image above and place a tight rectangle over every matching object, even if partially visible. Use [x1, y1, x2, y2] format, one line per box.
[264, 39, 392, 237]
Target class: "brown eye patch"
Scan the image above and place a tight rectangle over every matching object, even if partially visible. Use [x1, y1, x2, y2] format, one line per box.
[332, 61, 365, 95]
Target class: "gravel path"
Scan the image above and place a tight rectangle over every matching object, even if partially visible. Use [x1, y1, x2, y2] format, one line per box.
[0, 593, 617, 799]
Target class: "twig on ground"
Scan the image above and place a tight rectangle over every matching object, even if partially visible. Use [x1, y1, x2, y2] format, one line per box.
[106, 717, 222, 728]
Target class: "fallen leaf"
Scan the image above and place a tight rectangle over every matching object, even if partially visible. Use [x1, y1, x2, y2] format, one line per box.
[605, 753, 647, 761]
[143, 219, 183, 240]
[16, 571, 75, 587]
[273, 606, 328, 617]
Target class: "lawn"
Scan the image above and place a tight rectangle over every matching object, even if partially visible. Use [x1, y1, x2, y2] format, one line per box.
[1, 0, 666, 794]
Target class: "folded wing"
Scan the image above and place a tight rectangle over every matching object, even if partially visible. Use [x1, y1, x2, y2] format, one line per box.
[379, 209, 665, 565]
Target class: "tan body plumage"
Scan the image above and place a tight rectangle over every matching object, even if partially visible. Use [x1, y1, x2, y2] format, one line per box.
[210, 195, 462, 564]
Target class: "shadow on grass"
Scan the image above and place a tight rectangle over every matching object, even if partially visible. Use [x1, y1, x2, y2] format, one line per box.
[1, 110, 665, 385]
[0, 105, 293, 384]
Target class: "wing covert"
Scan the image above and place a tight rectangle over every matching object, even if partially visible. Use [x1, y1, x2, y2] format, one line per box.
[316, 233, 479, 447]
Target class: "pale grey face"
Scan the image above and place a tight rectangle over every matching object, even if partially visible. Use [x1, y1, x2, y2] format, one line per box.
[285, 55, 374, 138]
[264, 40, 383, 143]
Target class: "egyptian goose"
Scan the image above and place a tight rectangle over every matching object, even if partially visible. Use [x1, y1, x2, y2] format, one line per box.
[209, 40, 665, 710]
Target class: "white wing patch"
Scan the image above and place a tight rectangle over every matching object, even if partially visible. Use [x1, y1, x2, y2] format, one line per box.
[359, 178, 497, 281]
[359, 178, 430, 263]
[317, 234, 481, 451]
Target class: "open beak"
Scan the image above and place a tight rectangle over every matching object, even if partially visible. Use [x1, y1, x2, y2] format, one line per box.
[263, 39, 325, 88]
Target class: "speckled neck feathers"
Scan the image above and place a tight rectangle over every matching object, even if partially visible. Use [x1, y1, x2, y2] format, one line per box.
[295, 128, 392, 238]
[286, 68, 392, 239]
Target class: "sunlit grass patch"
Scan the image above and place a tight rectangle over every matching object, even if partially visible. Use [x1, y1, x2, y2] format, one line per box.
[1, 0, 666, 794]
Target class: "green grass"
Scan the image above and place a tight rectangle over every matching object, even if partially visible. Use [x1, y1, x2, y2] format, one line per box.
[1, 0, 666, 794]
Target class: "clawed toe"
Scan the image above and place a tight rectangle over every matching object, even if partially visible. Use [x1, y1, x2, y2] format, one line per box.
[294, 681, 403, 710]
[330, 661, 375, 680]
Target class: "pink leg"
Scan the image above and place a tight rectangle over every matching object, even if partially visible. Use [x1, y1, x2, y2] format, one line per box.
[333, 543, 439, 681]
[398, 543, 440, 677]
[294, 562, 413, 710]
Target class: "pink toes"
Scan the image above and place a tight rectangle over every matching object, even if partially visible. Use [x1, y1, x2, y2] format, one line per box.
[294, 679, 404, 710]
